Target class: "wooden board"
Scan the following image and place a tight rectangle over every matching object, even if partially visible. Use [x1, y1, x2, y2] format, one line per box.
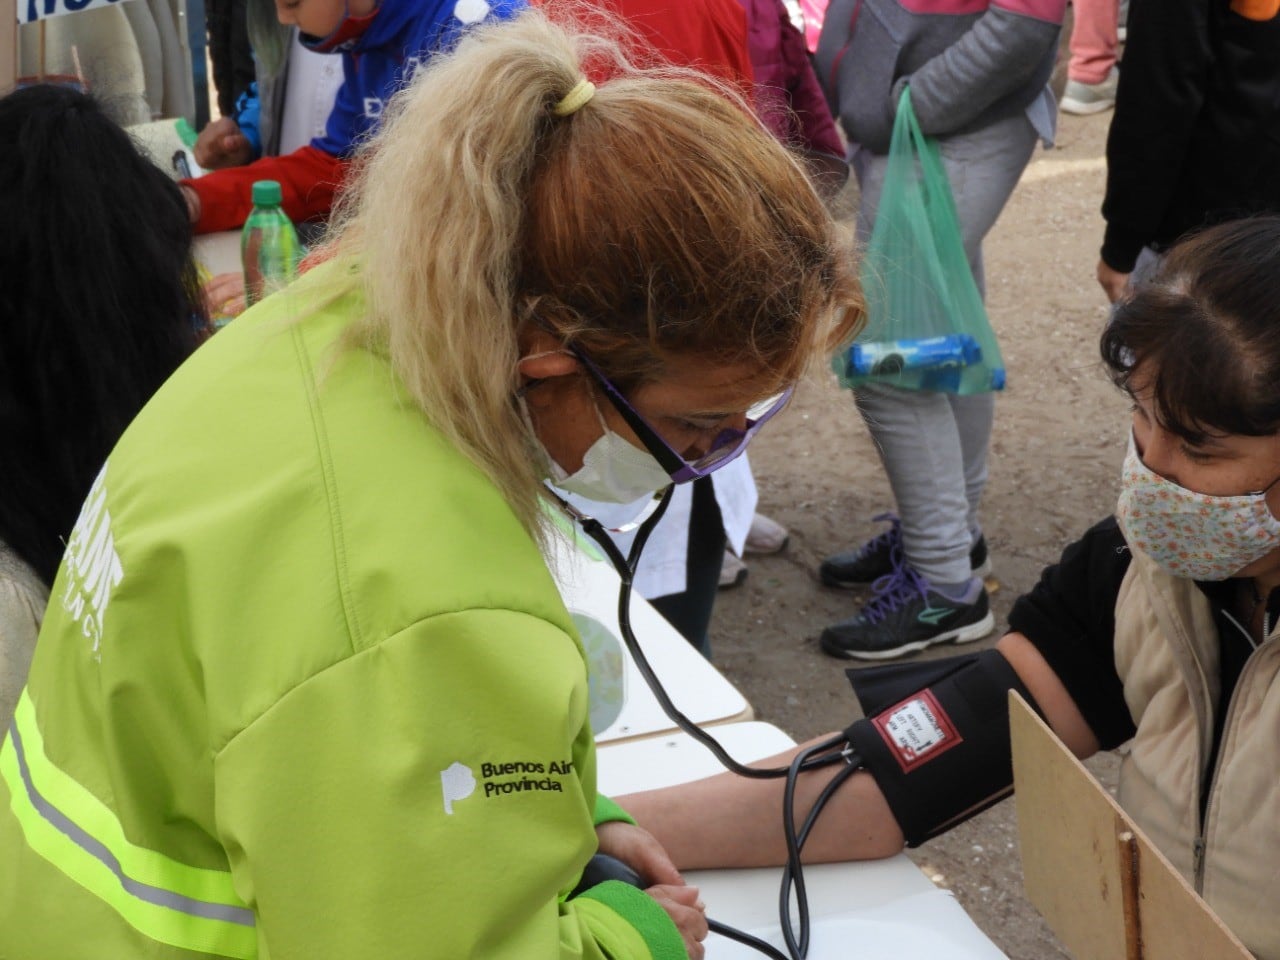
[1010, 691, 1130, 960]
[1009, 692, 1250, 960]
[1, 0, 16, 96]
[1129, 826, 1252, 960]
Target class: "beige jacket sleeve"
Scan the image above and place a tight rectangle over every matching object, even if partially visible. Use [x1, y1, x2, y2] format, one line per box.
[0, 546, 49, 730]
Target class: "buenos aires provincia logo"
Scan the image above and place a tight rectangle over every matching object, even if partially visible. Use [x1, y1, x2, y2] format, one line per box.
[440, 758, 575, 814]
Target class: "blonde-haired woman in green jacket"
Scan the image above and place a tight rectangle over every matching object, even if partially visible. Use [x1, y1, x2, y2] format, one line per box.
[0, 9, 860, 960]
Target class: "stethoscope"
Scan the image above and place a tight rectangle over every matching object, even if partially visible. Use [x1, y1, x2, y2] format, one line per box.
[557, 486, 864, 960]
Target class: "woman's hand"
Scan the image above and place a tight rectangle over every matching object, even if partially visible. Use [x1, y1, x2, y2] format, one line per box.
[202, 272, 246, 322]
[1096, 259, 1131, 303]
[645, 882, 708, 959]
[595, 820, 707, 957]
[595, 819, 684, 886]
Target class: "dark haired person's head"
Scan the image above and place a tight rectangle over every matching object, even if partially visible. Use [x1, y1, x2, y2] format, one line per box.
[1103, 217, 1280, 583]
[1102, 217, 1280, 444]
[0, 84, 206, 584]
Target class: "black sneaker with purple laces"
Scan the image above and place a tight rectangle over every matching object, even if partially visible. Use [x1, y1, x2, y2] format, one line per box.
[820, 562, 996, 660]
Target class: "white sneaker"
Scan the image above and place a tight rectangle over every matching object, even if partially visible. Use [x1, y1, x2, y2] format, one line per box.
[719, 551, 748, 589]
[745, 513, 790, 555]
[1061, 69, 1118, 115]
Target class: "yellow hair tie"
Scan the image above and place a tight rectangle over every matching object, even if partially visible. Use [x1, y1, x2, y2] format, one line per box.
[552, 78, 595, 117]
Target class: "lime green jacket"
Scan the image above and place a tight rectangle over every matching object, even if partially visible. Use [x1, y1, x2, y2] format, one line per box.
[0, 264, 685, 960]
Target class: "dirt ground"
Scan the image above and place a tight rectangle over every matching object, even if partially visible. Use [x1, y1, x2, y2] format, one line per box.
[704, 77, 1130, 959]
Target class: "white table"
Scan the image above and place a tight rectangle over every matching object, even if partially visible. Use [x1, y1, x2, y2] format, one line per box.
[595, 721, 794, 793]
[597, 724, 1008, 959]
[545, 522, 752, 743]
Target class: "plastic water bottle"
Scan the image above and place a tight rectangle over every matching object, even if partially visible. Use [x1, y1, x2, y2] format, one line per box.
[848, 333, 983, 377]
[241, 180, 300, 308]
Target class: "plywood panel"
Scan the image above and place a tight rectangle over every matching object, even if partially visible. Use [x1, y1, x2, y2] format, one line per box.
[1130, 827, 1251, 960]
[1011, 692, 1130, 960]
[1009, 693, 1251, 960]
[1, 0, 17, 96]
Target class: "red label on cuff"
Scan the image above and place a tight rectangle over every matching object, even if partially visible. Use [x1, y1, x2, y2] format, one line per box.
[872, 690, 963, 773]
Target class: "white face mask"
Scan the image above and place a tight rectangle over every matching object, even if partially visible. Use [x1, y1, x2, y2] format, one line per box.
[516, 357, 672, 505]
[1116, 433, 1280, 580]
[544, 407, 672, 504]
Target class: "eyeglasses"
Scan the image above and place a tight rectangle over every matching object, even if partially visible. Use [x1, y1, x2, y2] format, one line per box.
[570, 346, 793, 483]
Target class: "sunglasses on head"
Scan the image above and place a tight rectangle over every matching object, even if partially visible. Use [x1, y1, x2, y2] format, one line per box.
[569, 346, 793, 484]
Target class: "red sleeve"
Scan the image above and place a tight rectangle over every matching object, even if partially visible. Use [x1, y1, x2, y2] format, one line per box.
[596, 0, 755, 96]
[184, 146, 349, 234]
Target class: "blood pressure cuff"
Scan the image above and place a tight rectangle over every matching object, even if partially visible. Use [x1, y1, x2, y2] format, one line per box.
[841, 649, 1040, 847]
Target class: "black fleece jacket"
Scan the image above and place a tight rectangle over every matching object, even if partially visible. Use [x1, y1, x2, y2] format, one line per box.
[1100, 0, 1280, 272]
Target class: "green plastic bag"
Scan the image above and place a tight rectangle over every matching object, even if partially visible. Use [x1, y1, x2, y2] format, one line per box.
[835, 89, 1005, 394]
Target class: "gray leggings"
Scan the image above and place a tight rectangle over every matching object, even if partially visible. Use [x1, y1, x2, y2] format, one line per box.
[850, 111, 1039, 584]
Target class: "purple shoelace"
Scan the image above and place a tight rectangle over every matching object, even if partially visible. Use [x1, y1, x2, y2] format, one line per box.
[857, 512, 903, 560]
[859, 552, 931, 624]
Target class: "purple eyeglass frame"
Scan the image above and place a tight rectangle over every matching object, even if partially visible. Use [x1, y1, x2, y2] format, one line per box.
[570, 346, 793, 483]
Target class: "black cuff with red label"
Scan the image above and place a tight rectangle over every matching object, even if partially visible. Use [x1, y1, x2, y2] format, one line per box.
[841, 649, 1039, 847]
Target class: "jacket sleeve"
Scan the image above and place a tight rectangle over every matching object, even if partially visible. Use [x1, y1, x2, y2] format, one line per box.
[595, 793, 638, 826]
[1006, 516, 1138, 750]
[894, 0, 1065, 138]
[1099, 0, 1211, 272]
[778, 1, 845, 156]
[0, 574, 44, 730]
[231, 82, 264, 159]
[184, 146, 348, 233]
[212, 608, 686, 960]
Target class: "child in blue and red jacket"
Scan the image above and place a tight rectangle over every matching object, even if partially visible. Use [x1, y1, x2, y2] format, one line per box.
[181, 0, 522, 234]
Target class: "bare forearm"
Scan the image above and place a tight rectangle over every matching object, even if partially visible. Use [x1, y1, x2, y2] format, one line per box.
[621, 641, 1098, 872]
[616, 737, 905, 870]
[996, 633, 1100, 758]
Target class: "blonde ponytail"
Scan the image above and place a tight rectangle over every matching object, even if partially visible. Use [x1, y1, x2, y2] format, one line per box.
[325, 8, 861, 543]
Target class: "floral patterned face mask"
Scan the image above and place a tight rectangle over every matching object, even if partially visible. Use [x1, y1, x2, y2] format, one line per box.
[1116, 433, 1280, 581]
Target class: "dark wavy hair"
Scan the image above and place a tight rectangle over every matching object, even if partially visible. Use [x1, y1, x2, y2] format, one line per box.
[1101, 217, 1280, 444]
[0, 84, 206, 585]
